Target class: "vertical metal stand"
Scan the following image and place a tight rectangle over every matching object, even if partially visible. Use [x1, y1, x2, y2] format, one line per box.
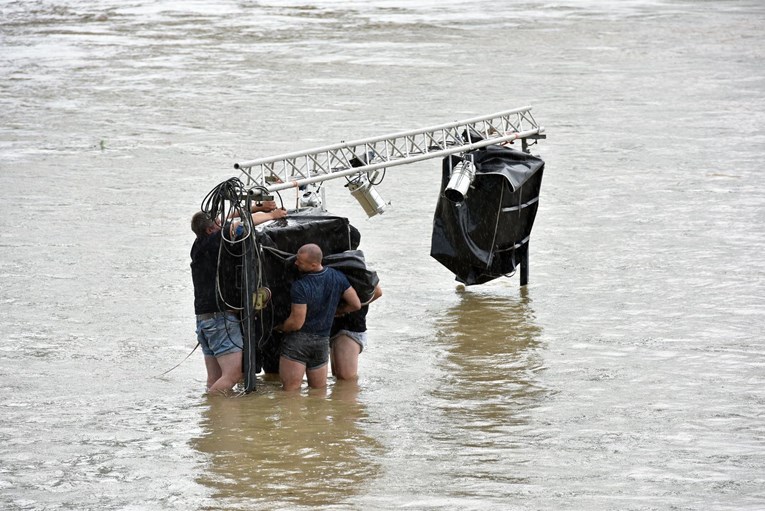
[520, 242, 529, 287]
[241, 195, 258, 393]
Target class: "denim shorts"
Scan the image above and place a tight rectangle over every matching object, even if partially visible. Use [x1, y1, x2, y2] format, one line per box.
[330, 329, 367, 353]
[281, 331, 330, 370]
[196, 313, 243, 357]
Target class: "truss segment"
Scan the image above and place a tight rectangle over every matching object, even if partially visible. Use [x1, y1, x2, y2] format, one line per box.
[234, 106, 544, 193]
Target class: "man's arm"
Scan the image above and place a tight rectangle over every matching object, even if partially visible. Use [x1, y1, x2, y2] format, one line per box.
[278, 303, 307, 333]
[227, 200, 276, 220]
[366, 284, 383, 305]
[251, 208, 286, 226]
[227, 200, 279, 219]
[251, 200, 278, 213]
[335, 286, 361, 316]
[228, 208, 287, 237]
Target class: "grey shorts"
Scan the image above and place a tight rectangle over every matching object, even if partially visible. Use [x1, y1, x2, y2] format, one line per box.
[330, 329, 367, 353]
[281, 331, 330, 370]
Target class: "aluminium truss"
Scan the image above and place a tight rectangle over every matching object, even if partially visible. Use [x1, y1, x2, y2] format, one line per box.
[234, 106, 544, 193]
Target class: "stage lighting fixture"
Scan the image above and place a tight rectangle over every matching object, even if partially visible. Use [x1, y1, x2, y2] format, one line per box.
[444, 159, 475, 203]
[347, 174, 386, 218]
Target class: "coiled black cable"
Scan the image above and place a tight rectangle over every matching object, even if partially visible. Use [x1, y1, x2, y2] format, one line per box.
[200, 178, 282, 391]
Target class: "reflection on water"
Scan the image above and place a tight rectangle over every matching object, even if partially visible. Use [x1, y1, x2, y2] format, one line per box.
[428, 288, 547, 494]
[190, 380, 382, 510]
[434, 287, 546, 411]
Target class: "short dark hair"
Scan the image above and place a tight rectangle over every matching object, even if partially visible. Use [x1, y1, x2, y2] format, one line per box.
[191, 211, 214, 238]
[297, 243, 323, 264]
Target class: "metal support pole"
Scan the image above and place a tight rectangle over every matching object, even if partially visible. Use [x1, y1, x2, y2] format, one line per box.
[520, 241, 529, 287]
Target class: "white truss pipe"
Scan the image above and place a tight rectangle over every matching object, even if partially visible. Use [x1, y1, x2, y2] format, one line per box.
[234, 106, 536, 170]
[260, 127, 542, 193]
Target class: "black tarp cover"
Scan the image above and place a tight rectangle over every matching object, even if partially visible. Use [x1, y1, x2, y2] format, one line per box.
[243, 209, 375, 378]
[430, 145, 545, 286]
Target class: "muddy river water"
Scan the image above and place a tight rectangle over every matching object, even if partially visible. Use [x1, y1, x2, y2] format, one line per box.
[1, 1, 764, 509]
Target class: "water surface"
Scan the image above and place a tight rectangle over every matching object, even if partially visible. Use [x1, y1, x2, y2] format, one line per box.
[1, 1, 764, 509]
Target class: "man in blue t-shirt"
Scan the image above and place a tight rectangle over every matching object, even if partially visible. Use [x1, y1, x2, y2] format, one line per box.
[276, 244, 361, 391]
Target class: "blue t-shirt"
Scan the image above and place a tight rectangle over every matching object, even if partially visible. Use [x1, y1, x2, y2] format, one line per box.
[291, 267, 351, 336]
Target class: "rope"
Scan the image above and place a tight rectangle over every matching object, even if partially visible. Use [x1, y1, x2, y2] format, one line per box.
[154, 342, 199, 377]
[486, 176, 505, 270]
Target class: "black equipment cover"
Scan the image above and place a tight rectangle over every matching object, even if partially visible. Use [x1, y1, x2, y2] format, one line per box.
[242, 209, 374, 385]
[430, 145, 545, 286]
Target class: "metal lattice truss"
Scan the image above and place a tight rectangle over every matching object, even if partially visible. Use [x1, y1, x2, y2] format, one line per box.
[234, 106, 544, 193]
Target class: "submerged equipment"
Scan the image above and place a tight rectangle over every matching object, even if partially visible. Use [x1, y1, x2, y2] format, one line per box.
[203, 107, 545, 391]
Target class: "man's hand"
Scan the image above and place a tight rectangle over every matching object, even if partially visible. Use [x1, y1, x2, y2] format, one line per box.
[252, 200, 278, 212]
[250, 200, 276, 213]
[337, 286, 361, 316]
[269, 208, 287, 220]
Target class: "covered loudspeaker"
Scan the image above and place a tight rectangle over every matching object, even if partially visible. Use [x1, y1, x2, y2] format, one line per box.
[430, 145, 544, 286]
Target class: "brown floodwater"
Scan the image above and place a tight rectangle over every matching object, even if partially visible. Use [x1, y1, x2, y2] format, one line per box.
[1, 1, 764, 509]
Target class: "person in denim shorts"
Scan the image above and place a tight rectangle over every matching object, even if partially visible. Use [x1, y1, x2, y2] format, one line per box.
[195, 311, 245, 388]
[276, 244, 361, 391]
[330, 284, 382, 380]
[190, 202, 286, 395]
